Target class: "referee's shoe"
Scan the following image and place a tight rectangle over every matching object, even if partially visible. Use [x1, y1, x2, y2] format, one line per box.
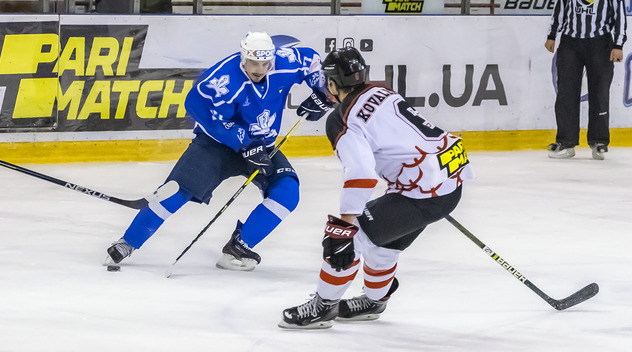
[590, 143, 608, 160]
[547, 143, 576, 159]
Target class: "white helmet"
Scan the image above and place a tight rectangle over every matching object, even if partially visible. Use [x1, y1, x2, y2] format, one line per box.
[240, 32, 275, 68]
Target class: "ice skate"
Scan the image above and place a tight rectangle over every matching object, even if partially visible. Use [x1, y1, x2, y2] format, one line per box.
[337, 278, 399, 321]
[547, 143, 575, 159]
[105, 238, 134, 265]
[216, 221, 261, 271]
[278, 293, 339, 329]
[591, 143, 608, 160]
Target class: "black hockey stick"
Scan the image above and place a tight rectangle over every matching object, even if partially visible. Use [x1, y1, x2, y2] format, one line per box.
[165, 117, 304, 277]
[0, 159, 148, 209]
[445, 215, 598, 310]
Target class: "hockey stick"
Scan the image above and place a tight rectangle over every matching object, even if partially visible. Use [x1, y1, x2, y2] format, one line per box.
[165, 117, 304, 278]
[0, 159, 148, 209]
[445, 215, 599, 310]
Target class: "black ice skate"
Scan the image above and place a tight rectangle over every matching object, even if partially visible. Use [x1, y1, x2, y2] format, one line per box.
[547, 143, 575, 159]
[337, 277, 399, 321]
[216, 221, 261, 271]
[105, 238, 135, 264]
[278, 293, 339, 329]
[590, 143, 608, 160]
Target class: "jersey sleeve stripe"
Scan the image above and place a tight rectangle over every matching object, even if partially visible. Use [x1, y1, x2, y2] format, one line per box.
[343, 179, 378, 189]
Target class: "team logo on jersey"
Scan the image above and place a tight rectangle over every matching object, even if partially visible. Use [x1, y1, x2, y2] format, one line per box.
[205, 75, 230, 98]
[276, 48, 297, 63]
[437, 139, 469, 176]
[249, 109, 278, 138]
[575, 0, 596, 13]
[222, 122, 235, 130]
[237, 127, 246, 144]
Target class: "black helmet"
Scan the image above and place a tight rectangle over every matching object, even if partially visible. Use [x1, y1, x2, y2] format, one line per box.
[322, 47, 367, 89]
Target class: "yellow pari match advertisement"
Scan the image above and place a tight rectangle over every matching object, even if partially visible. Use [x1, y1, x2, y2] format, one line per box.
[0, 20, 199, 132]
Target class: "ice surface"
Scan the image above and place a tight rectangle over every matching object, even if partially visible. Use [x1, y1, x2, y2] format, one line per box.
[1, 149, 631, 352]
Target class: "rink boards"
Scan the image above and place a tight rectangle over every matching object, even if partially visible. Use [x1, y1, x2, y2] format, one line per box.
[0, 15, 631, 162]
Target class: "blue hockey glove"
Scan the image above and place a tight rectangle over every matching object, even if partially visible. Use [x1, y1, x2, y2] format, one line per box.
[297, 89, 335, 121]
[242, 141, 274, 176]
[322, 215, 358, 272]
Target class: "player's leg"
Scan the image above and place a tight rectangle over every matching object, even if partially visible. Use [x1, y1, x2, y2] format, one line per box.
[334, 224, 402, 321]
[279, 223, 400, 329]
[217, 151, 300, 271]
[279, 238, 362, 329]
[107, 134, 240, 264]
[334, 188, 462, 320]
[107, 181, 190, 264]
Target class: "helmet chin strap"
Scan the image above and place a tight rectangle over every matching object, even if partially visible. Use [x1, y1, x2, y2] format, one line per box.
[327, 79, 342, 103]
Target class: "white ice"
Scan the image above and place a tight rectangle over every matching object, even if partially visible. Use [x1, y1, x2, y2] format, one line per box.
[1, 149, 631, 352]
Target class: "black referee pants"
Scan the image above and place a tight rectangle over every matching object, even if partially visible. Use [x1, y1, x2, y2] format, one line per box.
[555, 34, 614, 147]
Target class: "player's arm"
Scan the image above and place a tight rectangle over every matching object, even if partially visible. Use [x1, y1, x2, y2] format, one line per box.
[610, 0, 627, 61]
[334, 125, 379, 216]
[185, 79, 251, 152]
[320, 118, 375, 271]
[295, 47, 336, 121]
[186, 90, 272, 175]
[322, 128, 375, 271]
[545, 0, 564, 48]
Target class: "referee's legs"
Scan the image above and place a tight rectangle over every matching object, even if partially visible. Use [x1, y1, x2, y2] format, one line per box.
[555, 39, 584, 147]
[585, 36, 614, 147]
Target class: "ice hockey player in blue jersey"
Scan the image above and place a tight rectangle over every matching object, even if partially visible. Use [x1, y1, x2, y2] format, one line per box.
[106, 32, 334, 271]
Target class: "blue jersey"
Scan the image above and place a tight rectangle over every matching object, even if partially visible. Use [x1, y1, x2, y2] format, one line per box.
[185, 47, 324, 152]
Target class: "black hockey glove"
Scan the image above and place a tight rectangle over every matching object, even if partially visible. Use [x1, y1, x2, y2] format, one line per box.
[322, 215, 358, 272]
[297, 89, 335, 121]
[242, 141, 274, 176]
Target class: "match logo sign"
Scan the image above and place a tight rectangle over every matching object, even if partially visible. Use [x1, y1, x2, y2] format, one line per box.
[437, 139, 469, 176]
[383, 0, 425, 14]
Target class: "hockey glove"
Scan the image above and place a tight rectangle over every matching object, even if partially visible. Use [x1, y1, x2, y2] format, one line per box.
[297, 89, 335, 121]
[322, 215, 358, 272]
[242, 141, 274, 176]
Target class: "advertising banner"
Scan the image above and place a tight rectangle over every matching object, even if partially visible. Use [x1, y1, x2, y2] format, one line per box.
[360, 0, 445, 14]
[497, 0, 557, 14]
[0, 16, 198, 133]
[0, 14, 631, 141]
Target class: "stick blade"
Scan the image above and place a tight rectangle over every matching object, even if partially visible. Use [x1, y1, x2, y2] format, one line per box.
[552, 283, 599, 311]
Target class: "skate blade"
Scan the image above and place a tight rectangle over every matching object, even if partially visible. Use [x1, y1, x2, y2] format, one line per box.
[103, 255, 115, 266]
[592, 150, 605, 160]
[335, 313, 381, 321]
[215, 254, 257, 271]
[277, 320, 333, 330]
[547, 149, 575, 159]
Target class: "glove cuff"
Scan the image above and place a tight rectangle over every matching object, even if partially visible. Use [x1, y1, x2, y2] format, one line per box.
[325, 215, 358, 239]
[242, 144, 265, 158]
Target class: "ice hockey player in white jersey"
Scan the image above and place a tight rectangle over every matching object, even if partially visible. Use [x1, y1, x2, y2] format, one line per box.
[279, 47, 474, 329]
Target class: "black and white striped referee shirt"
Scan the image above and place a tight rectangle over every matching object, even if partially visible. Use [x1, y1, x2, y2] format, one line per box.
[547, 0, 628, 49]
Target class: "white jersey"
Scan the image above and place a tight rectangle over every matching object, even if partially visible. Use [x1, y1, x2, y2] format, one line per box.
[325, 85, 474, 215]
